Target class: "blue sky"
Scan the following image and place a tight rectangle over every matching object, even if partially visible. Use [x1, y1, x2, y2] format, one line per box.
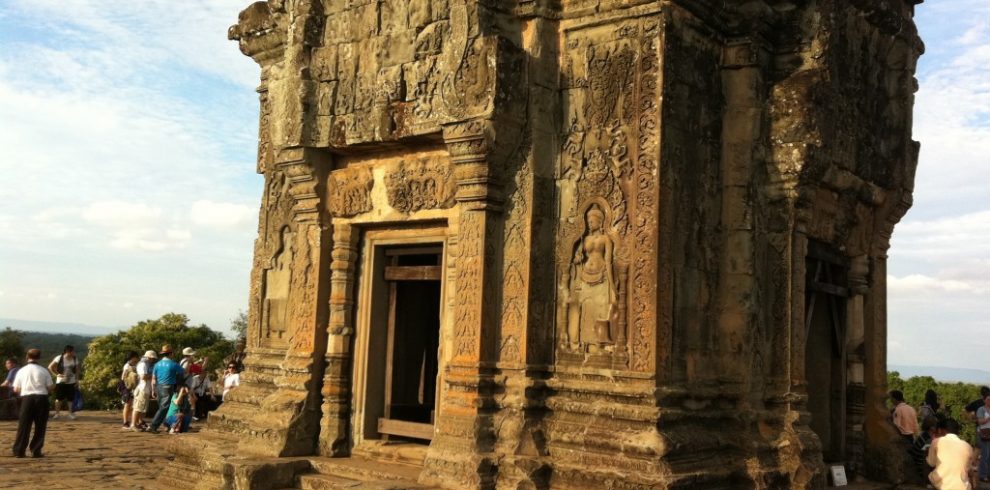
[0, 2, 986, 366]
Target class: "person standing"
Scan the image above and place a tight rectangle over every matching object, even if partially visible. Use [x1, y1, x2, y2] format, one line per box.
[966, 387, 990, 436]
[148, 345, 184, 434]
[919, 389, 942, 421]
[189, 370, 213, 420]
[11, 349, 54, 458]
[975, 395, 990, 482]
[179, 347, 205, 390]
[928, 419, 974, 490]
[1, 358, 20, 398]
[47, 345, 81, 420]
[130, 350, 157, 431]
[891, 390, 919, 442]
[222, 362, 240, 401]
[119, 351, 140, 429]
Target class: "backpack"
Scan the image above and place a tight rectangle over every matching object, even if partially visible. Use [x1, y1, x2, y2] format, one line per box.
[123, 366, 139, 390]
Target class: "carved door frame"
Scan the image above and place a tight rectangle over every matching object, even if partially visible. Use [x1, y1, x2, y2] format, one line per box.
[349, 224, 449, 450]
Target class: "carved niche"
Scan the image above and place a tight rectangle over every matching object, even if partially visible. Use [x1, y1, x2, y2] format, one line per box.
[556, 18, 660, 370]
[327, 167, 373, 217]
[385, 159, 455, 213]
[262, 225, 295, 344]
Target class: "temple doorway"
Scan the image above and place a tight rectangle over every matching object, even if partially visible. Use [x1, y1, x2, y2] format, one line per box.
[804, 243, 849, 463]
[378, 246, 442, 441]
[353, 232, 445, 448]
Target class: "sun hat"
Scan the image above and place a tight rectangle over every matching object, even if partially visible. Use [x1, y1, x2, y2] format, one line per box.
[182, 347, 197, 356]
[160, 344, 173, 355]
[143, 350, 158, 360]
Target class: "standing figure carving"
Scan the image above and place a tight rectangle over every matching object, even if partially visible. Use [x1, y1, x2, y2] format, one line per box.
[262, 226, 294, 343]
[562, 203, 617, 351]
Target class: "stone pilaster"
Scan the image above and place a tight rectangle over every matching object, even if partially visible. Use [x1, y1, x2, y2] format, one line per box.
[320, 223, 359, 456]
[421, 119, 504, 489]
[214, 148, 332, 458]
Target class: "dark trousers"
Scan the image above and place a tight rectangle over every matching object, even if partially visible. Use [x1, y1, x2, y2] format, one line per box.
[12, 394, 49, 456]
[149, 384, 175, 431]
[193, 394, 211, 419]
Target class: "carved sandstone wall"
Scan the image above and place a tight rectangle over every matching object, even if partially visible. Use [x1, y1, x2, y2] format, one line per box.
[163, 0, 923, 488]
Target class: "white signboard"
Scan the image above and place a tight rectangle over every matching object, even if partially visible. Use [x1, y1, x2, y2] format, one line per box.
[829, 465, 848, 487]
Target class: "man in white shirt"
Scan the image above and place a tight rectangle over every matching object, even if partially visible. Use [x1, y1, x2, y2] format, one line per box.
[129, 350, 156, 431]
[927, 419, 974, 490]
[12, 349, 54, 458]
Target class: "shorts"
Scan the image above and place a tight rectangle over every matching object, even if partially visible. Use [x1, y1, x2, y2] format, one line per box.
[133, 390, 150, 413]
[55, 382, 76, 402]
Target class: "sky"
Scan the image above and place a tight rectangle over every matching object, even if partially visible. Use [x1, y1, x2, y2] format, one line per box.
[0, 2, 987, 362]
[886, 0, 990, 369]
[0, 1, 260, 336]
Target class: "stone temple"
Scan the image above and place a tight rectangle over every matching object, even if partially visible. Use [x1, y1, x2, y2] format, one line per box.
[165, 0, 923, 488]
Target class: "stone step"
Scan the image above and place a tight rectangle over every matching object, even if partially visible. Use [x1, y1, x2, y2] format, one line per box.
[297, 472, 432, 490]
[297, 473, 362, 490]
[308, 456, 425, 483]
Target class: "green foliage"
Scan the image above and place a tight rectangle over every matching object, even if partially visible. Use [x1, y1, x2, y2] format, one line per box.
[887, 370, 985, 444]
[20, 331, 94, 361]
[230, 310, 248, 340]
[80, 313, 235, 410]
[0, 327, 26, 379]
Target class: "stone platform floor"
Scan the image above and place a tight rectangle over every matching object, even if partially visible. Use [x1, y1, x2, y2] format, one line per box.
[0, 410, 175, 489]
[0, 411, 975, 489]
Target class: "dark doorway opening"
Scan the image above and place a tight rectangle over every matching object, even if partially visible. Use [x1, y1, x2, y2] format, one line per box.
[376, 246, 442, 442]
[805, 242, 849, 463]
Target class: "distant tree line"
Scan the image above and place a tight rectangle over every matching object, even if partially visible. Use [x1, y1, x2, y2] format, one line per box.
[0, 327, 94, 379]
[2, 312, 241, 410]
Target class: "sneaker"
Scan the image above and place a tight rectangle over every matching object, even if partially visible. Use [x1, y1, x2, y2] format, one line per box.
[68, 413, 77, 420]
[129, 426, 140, 432]
[51, 413, 60, 420]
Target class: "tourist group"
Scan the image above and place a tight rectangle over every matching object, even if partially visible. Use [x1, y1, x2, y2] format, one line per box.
[890, 387, 990, 489]
[1, 344, 241, 458]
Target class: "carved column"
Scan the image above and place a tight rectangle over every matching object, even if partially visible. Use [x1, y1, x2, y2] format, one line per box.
[845, 254, 869, 476]
[717, 38, 768, 385]
[422, 119, 503, 489]
[320, 223, 358, 456]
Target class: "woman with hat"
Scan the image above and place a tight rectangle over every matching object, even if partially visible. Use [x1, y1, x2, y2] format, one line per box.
[129, 350, 157, 431]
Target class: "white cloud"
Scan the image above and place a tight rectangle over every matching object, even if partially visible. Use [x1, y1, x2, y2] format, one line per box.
[190, 200, 256, 230]
[910, 3, 990, 218]
[888, 274, 985, 295]
[82, 201, 164, 228]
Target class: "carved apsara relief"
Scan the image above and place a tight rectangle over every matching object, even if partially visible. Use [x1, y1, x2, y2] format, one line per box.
[327, 167, 373, 217]
[561, 202, 618, 349]
[262, 225, 294, 344]
[556, 18, 661, 370]
[385, 159, 455, 213]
